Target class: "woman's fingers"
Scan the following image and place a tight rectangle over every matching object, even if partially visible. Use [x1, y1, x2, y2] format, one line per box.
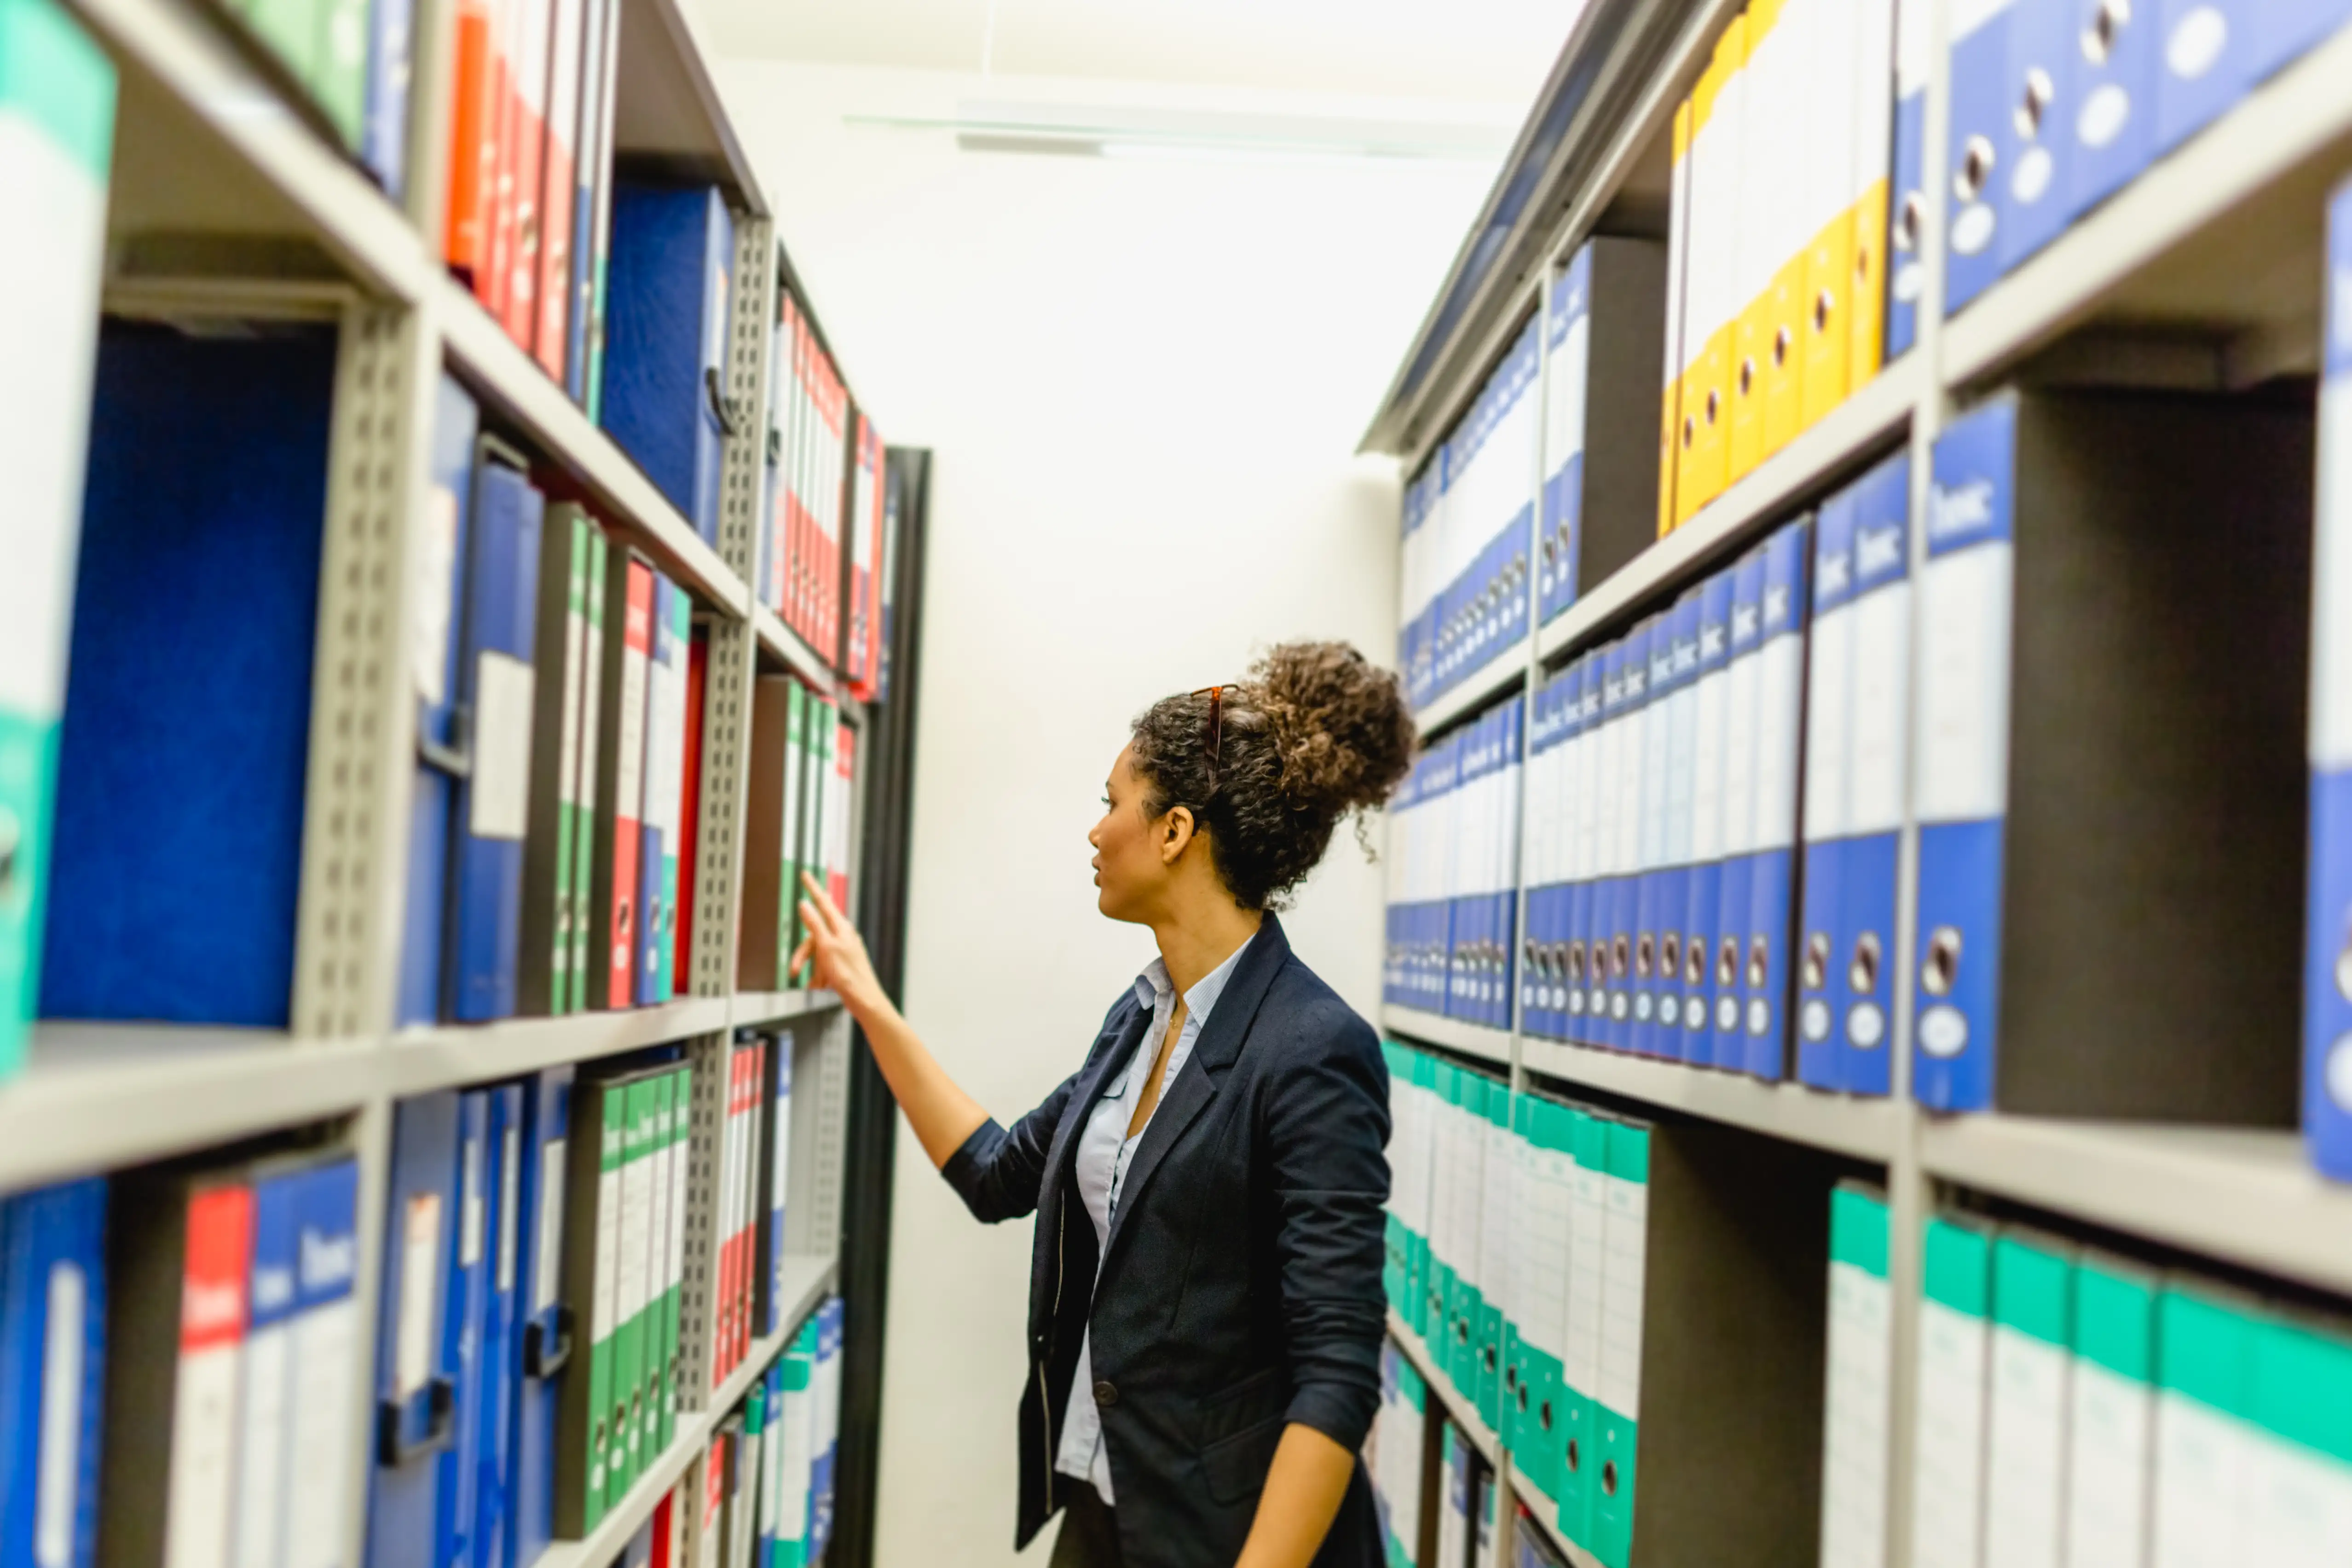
[797, 871, 835, 930]
[788, 934, 813, 981]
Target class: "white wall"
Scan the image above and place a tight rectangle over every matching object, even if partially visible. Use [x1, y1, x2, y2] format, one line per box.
[716, 61, 1486, 1565]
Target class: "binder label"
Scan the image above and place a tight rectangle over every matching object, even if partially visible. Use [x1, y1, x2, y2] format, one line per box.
[500, 1123, 522, 1292]
[35, 1262, 84, 1568]
[397, 1193, 441, 1399]
[535, 1139, 567, 1313]
[471, 651, 537, 840]
[413, 488, 460, 706]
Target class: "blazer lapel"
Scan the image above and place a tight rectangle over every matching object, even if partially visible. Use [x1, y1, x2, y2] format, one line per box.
[1042, 995, 1154, 1203]
[1098, 917, 1291, 1275]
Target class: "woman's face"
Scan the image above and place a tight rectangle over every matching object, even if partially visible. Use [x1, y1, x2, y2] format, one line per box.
[1090, 744, 1170, 924]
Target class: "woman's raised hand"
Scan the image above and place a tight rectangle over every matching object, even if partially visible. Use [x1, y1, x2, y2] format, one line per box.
[792, 870, 886, 1017]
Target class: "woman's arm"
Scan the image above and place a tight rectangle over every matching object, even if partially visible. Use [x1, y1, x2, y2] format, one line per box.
[791, 872, 988, 1169]
[1248, 1004, 1393, 1565]
[1235, 1425, 1357, 1568]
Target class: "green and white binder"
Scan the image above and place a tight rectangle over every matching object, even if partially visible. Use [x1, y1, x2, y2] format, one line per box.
[1590, 1117, 1648, 1568]
[1820, 1183, 1890, 1568]
[2064, 1252, 2158, 1568]
[0, 0, 113, 1080]
[564, 526, 607, 1011]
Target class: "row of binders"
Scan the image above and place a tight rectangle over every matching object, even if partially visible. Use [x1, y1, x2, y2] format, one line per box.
[404, 375, 856, 1028]
[610, 1305, 841, 1568]
[0, 1027, 814, 1568]
[1366, 1341, 1578, 1568]
[1931, 0, 2352, 318]
[762, 289, 890, 702]
[1657, 0, 1893, 534]
[19, 327, 854, 1045]
[1827, 1184, 2352, 1568]
[1381, 1037, 1834, 1568]
[366, 1033, 801, 1568]
[1397, 240, 1662, 715]
[1383, 702, 1523, 1027]
[1399, 304, 2351, 1178]
[1515, 515, 1820, 1078]
[439, 0, 624, 406]
[1369, 1341, 1429, 1568]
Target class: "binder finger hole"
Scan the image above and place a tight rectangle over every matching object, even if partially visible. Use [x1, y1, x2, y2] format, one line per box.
[1923, 925, 1962, 995]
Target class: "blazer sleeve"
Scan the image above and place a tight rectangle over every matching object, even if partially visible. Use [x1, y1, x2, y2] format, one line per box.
[1262, 1003, 1393, 1453]
[939, 1072, 1077, 1224]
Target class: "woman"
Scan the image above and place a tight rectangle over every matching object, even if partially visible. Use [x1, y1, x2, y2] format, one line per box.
[791, 641, 1415, 1568]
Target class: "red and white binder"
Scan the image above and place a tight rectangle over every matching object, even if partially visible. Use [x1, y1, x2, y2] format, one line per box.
[500, 0, 556, 348]
[532, 0, 585, 376]
[166, 1181, 254, 1568]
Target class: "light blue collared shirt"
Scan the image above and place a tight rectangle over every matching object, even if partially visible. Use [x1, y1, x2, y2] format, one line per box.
[1054, 931, 1256, 1504]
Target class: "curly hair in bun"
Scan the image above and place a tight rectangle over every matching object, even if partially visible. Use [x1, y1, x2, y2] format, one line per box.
[1127, 641, 1416, 911]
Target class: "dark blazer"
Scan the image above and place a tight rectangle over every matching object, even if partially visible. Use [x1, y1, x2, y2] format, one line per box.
[942, 914, 1391, 1568]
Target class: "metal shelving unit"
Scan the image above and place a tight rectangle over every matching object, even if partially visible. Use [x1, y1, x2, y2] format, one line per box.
[1516, 1033, 1898, 1163]
[26, 0, 888, 1556]
[1369, 0, 2352, 1557]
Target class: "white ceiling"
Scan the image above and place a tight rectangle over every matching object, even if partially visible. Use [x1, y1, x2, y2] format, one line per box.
[702, 0, 1573, 105]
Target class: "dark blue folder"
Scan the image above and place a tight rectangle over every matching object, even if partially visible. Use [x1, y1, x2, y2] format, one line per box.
[401, 375, 481, 1028]
[472, 1084, 524, 1568]
[0, 1177, 107, 1568]
[446, 445, 546, 1023]
[372, 1093, 461, 1568]
[507, 1066, 574, 1568]
[436, 1093, 491, 1568]
[45, 326, 334, 1028]
[601, 183, 735, 543]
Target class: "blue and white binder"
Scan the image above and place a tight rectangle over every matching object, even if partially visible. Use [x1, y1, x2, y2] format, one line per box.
[1542, 254, 1592, 625]
[1713, 551, 1768, 1072]
[1999, 0, 2081, 272]
[1798, 489, 1859, 1094]
[1745, 517, 1812, 1081]
[602, 184, 736, 544]
[1945, 0, 2023, 312]
[1841, 454, 1913, 1099]
[448, 444, 547, 1024]
[1656, 590, 1702, 1060]
[508, 1068, 575, 1568]
[436, 1093, 493, 1568]
[2154, 0, 2252, 152]
[372, 1093, 462, 1568]
[2070, 0, 2161, 211]
[1912, 397, 2017, 1112]
[1634, 617, 1676, 1059]
[1609, 628, 1649, 1053]
[360, 0, 413, 196]
[767, 1049, 792, 1331]
[0, 1177, 106, 1568]
[402, 377, 481, 1028]
[472, 1085, 525, 1568]
[1683, 570, 1734, 1061]
[289, 1158, 360, 1568]
[2305, 179, 2352, 1180]
[45, 326, 336, 1029]
[1887, 0, 1933, 355]
[231, 1163, 304, 1568]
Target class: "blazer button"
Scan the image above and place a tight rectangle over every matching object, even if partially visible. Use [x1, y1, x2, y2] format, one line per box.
[1093, 1380, 1119, 1408]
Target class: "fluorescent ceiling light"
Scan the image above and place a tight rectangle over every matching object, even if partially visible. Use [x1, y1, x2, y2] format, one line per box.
[849, 99, 1510, 165]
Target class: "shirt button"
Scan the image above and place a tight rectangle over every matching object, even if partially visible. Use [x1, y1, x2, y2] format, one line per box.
[1093, 1381, 1119, 1408]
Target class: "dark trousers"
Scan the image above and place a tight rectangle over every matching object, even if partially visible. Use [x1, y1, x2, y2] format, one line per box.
[1048, 1485, 1124, 1568]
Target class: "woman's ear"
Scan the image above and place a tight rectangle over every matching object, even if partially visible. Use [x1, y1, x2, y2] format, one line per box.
[1159, 805, 1196, 865]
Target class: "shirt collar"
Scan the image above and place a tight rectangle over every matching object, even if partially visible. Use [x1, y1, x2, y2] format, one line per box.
[1131, 926, 1258, 1027]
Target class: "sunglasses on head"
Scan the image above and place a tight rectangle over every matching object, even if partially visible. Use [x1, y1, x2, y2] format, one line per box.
[1193, 684, 1235, 794]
